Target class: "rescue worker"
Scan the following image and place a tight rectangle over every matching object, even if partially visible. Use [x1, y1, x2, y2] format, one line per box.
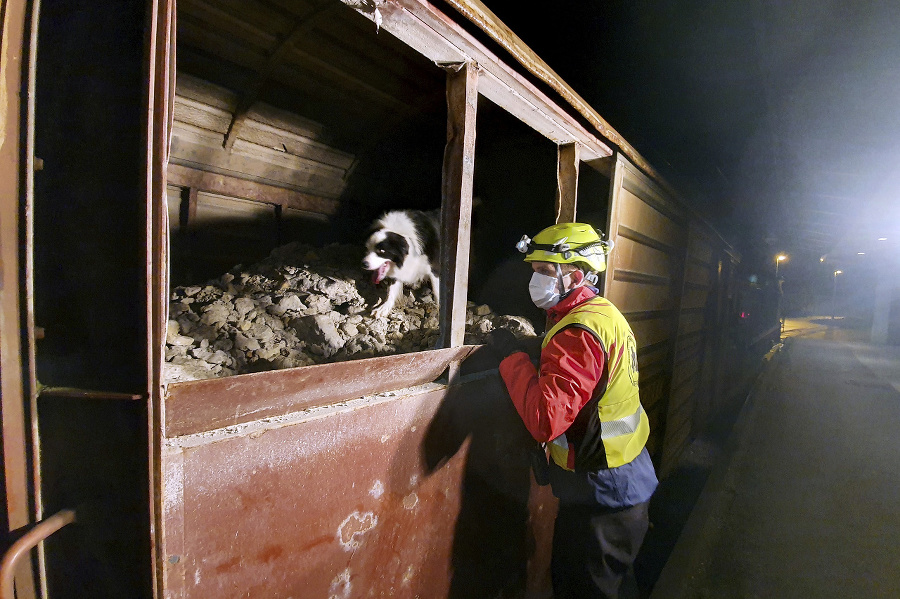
[485, 222, 658, 599]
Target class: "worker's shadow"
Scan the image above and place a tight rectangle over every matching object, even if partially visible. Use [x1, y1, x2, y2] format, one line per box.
[422, 353, 539, 599]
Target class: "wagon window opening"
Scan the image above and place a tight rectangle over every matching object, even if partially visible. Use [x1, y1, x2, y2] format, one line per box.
[163, 0, 532, 384]
[467, 97, 558, 341]
[576, 160, 614, 290]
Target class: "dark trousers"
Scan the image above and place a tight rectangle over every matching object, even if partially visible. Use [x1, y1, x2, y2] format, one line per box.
[551, 501, 650, 599]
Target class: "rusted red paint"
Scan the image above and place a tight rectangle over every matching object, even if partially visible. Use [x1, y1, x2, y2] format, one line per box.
[161, 373, 555, 598]
[164, 346, 476, 437]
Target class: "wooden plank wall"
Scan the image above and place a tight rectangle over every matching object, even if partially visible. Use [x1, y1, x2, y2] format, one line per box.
[604, 155, 689, 465]
[171, 74, 354, 203]
[661, 222, 722, 471]
[605, 153, 738, 474]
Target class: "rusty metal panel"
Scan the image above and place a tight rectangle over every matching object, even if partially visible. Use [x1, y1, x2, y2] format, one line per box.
[164, 346, 476, 437]
[149, 4, 181, 597]
[0, 2, 40, 596]
[160, 375, 555, 598]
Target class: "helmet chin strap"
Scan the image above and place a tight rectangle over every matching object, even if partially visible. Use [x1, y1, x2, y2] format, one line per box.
[555, 262, 567, 296]
[556, 263, 583, 300]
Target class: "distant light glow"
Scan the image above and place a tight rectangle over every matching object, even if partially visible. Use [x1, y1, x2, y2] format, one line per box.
[857, 252, 866, 255]
[819, 256, 825, 262]
[776, 254, 787, 262]
[878, 237, 887, 241]
[834, 270, 843, 275]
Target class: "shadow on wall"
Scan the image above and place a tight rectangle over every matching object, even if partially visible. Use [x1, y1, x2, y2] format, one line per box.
[422, 372, 548, 598]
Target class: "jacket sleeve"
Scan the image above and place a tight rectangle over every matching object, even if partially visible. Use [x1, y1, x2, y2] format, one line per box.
[498, 327, 606, 443]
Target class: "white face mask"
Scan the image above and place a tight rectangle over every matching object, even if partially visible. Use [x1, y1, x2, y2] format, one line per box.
[529, 272, 563, 308]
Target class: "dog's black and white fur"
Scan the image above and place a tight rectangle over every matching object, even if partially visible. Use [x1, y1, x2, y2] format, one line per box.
[363, 209, 440, 318]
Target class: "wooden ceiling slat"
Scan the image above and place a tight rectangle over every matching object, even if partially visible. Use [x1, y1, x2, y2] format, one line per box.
[257, 65, 399, 141]
[180, 0, 283, 47]
[298, 26, 444, 99]
[223, 3, 341, 150]
[284, 46, 420, 113]
[178, 17, 268, 72]
[268, 57, 413, 116]
[310, 8, 444, 91]
[263, 0, 323, 19]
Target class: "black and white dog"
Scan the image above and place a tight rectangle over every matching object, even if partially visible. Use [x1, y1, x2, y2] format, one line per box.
[362, 209, 440, 318]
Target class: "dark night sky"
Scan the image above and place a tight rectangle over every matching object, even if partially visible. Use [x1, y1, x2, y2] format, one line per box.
[485, 1, 900, 274]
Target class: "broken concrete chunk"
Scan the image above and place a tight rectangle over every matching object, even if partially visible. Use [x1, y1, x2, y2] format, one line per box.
[493, 315, 537, 338]
[291, 314, 344, 357]
[191, 346, 214, 361]
[268, 294, 306, 316]
[201, 301, 232, 327]
[166, 320, 181, 343]
[234, 333, 261, 352]
[475, 304, 492, 316]
[164, 360, 219, 383]
[234, 297, 255, 318]
[304, 294, 332, 314]
[208, 350, 231, 365]
[170, 334, 195, 347]
[249, 322, 275, 343]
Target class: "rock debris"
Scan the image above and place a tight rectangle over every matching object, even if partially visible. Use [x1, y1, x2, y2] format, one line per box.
[164, 242, 535, 383]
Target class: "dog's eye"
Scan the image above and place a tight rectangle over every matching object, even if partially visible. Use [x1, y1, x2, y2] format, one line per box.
[376, 248, 386, 255]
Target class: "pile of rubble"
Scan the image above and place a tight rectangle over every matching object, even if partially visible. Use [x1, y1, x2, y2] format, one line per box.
[164, 242, 535, 383]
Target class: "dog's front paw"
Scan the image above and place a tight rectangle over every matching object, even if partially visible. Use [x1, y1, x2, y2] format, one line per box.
[372, 303, 393, 319]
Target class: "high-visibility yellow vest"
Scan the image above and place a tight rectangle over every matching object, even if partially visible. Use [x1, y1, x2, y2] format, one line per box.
[542, 296, 650, 471]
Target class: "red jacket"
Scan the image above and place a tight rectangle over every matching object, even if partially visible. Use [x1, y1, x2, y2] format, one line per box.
[499, 286, 606, 443]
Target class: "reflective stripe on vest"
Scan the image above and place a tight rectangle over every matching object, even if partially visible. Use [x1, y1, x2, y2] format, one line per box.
[602, 404, 645, 439]
[543, 296, 650, 471]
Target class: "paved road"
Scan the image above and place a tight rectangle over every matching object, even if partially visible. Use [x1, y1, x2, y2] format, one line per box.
[651, 330, 900, 598]
[781, 315, 871, 343]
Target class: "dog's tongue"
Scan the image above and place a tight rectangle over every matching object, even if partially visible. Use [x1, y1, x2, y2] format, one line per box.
[372, 262, 389, 284]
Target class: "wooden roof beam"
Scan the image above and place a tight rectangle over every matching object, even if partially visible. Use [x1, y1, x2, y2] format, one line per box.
[223, 2, 337, 151]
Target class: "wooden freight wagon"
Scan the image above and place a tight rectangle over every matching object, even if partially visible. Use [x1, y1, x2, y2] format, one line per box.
[1, 1, 745, 597]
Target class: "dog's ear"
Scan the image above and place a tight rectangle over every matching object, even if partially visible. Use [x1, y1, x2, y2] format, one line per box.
[383, 232, 409, 267]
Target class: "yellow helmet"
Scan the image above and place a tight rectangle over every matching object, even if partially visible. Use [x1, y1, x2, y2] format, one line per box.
[516, 222, 613, 274]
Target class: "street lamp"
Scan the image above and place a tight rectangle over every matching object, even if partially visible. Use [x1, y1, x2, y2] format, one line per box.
[775, 254, 787, 277]
[831, 270, 843, 320]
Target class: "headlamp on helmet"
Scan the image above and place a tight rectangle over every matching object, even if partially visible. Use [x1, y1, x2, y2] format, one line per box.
[516, 223, 614, 274]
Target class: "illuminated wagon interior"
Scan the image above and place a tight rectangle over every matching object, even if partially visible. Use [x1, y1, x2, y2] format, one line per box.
[17, 1, 740, 597]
